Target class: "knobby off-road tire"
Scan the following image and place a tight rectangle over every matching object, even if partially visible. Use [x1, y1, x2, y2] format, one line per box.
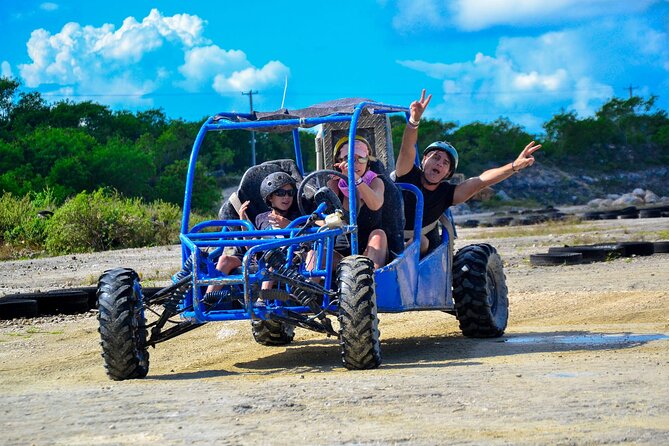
[337, 255, 381, 370]
[97, 268, 149, 380]
[252, 319, 295, 346]
[453, 244, 509, 338]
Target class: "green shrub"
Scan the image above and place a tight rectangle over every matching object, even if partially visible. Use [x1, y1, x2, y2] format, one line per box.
[0, 190, 56, 249]
[45, 189, 184, 255]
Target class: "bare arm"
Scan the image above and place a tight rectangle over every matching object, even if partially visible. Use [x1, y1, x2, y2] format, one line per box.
[453, 141, 542, 204]
[396, 89, 432, 178]
[357, 177, 385, 211]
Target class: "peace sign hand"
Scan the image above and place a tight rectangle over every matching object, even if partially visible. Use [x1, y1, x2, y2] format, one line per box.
[410, 89, 432, 122]
[513, 141, 542, 172]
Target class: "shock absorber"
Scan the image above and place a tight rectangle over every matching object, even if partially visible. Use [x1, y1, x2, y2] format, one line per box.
[262, 248, 320, 308]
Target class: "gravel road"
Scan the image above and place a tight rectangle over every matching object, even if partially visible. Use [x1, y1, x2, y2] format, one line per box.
[1, 217, 668, 445]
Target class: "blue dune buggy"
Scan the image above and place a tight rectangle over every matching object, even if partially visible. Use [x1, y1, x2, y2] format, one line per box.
[96, 98, 509, 380]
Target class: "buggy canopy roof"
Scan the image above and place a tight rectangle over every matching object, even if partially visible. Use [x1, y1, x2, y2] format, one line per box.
[212, 98, 408, 132]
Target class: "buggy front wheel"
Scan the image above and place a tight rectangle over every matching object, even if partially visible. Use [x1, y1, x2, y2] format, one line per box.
[97, 268, 149, 380]
[337, 255, 381, 370]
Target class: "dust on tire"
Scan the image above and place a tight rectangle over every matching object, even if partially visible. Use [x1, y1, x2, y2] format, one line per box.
[97, 268, 149, 380]
[337, 255, 381, 370]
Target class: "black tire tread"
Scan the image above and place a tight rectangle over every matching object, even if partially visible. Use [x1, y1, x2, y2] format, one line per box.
[97, 268, 149, 381]
[453, 244, 509, 338]
[530, 252, 583, 266]
[252, 319, 295, 346]
[337, 255, 381, 370]
[0, 299, 39, 320]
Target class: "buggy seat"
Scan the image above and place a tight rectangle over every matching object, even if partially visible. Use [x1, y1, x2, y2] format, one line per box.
[218, 159, 303, 225]
[315, 115, 405, 259]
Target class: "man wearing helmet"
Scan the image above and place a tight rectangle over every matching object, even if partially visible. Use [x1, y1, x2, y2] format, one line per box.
[396, 90, 542, 255]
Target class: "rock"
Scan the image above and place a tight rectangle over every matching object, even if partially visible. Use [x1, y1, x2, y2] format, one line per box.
[588, 198, 605, 208]
[612, 194, 644, 207]
[496, 190, 512, 201]
[450, 203, 471, 216]
[598, 199, 614, 209]
[644, 190, 659, 203]
[632, 188, 646, 197]
[606, 194, 621, 200]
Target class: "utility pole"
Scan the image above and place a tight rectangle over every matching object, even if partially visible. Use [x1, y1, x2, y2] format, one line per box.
[626, 84, 638, 99]
[242, 90, 259, 165]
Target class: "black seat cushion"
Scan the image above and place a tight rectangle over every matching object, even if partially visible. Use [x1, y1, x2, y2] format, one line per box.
[218, 159, 302, 224]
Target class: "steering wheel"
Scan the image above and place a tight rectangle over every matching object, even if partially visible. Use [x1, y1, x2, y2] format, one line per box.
[297, 169, 348, 215]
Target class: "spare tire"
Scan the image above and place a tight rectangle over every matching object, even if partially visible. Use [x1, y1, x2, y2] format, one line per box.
[0, 298, 39, 320]
[492, 217, 514, 227]
[639, 209, 662, 218]
[548, 245, 623, 263]
[653, 241, 669, 253]
[38, 289, 91, 314]
[582, 212, 601, 221]
[530, 252, 583, 266]
[615, 241, 655, 257]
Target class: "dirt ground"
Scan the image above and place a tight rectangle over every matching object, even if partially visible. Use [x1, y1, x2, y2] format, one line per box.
[1, 217, 668, 445]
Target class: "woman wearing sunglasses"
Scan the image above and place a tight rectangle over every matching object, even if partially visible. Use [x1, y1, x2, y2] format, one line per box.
[327, 135, 388, 269]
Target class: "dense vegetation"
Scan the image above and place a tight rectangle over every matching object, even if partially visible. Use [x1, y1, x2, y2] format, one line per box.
[1, 74, 668, 258]
[391, 96, 669, 177]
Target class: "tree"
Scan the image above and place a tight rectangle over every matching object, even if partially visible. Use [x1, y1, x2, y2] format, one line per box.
[155, 159, 219, 213]
[89, 137, 156, 199]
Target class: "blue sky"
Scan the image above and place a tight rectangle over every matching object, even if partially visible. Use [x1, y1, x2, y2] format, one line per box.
[1, 0, 668, 134]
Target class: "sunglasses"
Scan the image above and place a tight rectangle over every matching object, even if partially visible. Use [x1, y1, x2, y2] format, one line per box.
[272, 188, 296, 197]
[337, 156, 369, 164]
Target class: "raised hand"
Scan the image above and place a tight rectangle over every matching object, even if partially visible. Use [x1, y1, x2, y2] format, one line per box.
[238, 200, 250, 221]
[410, 89, 432, 122]
[513, 141, 542, 171]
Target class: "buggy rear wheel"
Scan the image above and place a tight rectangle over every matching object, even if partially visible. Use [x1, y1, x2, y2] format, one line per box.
[252, 319, 295, 346]
[453, 244, 508, 338]
[337, 255, 381, 370]
[97, 268, 149, 380]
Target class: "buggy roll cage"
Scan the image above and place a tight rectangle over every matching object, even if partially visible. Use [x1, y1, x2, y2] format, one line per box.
[180, 99, 410, 256]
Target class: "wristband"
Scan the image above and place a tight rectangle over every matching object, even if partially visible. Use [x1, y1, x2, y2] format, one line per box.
[512, 161, 519, 173]
[408, 117, 420, 128]
[355, 177, 364, 186]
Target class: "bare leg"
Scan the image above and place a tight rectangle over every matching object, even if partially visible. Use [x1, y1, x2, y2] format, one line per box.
[363, 229, 388, 269]
[206, 255, 241, 294]
[420, 234, 429, 256]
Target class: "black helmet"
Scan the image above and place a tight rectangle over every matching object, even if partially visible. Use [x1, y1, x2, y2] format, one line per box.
[260, 172, 296, 204]
[422, 141, 459, 179]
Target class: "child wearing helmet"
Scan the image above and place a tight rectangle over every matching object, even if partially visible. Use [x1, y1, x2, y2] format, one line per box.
[395, 89, 542, 255]
[256, 171, 300, 230]
[206, 171, 300, 297]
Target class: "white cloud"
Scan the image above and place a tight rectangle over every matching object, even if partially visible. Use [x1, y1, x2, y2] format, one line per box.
[391, 0, 661, 31]
[16, 9, 289, 108]
[40, 3, 59, 12]
[1, 61, 13, 78]
[213, 60, 290, 93]
[177, 45, 251, 91]
[398, 26, 620, 131]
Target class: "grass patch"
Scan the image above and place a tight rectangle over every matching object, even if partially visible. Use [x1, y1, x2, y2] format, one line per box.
[467, 219, 593, 239]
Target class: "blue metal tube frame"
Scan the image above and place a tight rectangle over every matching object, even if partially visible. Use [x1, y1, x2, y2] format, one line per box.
[292, 128, 305, 176]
